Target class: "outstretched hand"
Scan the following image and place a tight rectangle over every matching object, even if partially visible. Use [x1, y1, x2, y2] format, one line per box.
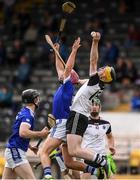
[91, 31, 101, 41]
[72, 37, 81, 51]
[54, 43, 60, 51]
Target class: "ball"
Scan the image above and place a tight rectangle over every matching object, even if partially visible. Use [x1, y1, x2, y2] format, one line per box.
[91, 31, 96, 37]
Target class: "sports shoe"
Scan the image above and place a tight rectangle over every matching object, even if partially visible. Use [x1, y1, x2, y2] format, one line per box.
[103, 156, 112, 179]
[42, 176, 54, 180]
[97, 167, 105, 179]
[107, 154, 117, 174]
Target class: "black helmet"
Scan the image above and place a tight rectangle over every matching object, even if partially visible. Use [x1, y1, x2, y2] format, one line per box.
[22, 89, 40, 104]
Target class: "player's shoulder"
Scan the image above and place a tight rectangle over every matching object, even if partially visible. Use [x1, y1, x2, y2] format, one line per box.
[20, 107, 34, 119]
[99, 119, 111, 125]
[88, 72, 99, 83]
[88, 73, 104, 88]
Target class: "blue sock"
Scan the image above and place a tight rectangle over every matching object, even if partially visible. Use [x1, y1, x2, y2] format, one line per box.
[43, 166, 52, 177]
[85, 165, 98, 175]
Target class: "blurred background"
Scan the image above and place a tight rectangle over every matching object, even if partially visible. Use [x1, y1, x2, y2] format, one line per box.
[0, 0, 140, 179]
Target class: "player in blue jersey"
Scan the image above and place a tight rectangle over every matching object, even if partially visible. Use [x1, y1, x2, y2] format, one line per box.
[40, 38, 82, 179]
[2, 89, 49, 179]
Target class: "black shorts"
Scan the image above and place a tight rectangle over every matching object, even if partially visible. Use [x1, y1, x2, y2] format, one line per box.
[84, 160, 100, 168]
[84, 155, 106, 168]
[66, 111, 88, 137]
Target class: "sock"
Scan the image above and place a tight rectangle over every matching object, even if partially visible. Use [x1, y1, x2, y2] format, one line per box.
[94, 154, 106, 166]
[43, 166, 52, 178]
[55, 153, 67, 172]
[85, 165, 98, 175]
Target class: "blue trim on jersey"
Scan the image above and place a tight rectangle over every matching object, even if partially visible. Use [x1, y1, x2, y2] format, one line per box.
[7, 107, 35, 152]
[10, 148, 22, 163]
[51, 126, 57, 137]
[52, 79, 74, 119]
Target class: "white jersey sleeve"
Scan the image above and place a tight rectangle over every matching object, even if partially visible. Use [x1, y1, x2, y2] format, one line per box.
[71, 73, 104, 117]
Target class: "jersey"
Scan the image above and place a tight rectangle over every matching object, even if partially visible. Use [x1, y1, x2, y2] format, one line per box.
[52, 77, 74, 119]
[81, 118, 111, 155]
[71, 73, 104, 117]
[6, 107, 34, 152]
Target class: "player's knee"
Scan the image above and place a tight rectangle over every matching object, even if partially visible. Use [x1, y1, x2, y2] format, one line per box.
[39, 146, 51, 157]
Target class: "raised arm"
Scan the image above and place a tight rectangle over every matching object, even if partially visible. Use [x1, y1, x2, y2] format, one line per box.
[89, 32, 101, 76]
[54, 43, 65, 79]
[63, 37, 81, 80]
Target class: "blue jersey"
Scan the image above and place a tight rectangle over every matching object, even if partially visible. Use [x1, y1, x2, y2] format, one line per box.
[52, 78, 74, 119]
[7, 107, 34, 152]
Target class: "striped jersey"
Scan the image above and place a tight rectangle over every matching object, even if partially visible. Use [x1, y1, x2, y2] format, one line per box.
[71, 73, 104, 117]
[81, 118, 111, 155]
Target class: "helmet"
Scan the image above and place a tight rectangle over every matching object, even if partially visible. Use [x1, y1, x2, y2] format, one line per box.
[22, 89, 40, 104]
[102, 66, 116, 83]
[92, 98, 101, 106]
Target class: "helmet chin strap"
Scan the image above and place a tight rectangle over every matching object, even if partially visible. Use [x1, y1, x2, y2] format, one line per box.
[33, 102, 39, 109]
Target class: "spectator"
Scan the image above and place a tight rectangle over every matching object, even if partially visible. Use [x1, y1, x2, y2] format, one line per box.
[0, 84, 13, 108]
[100, 41, 119, 66]
[24, 23, 38, 46]
[12, 55, 31, 87]
[131, 87, 140, 111]
[119, 0, 135, 14]
[7, 39, 25, 65]
[84, 18, 106, 39]
[115, 57, 127, 84]
[0, 40, 6, 65]
[18, 9, 31, 35]
[124, 24, 140, 48]
[10, 13, 22, 39]
[3, 0, 15, 22]
[40, 10, 58, 35]
[124, 59, 138, 83]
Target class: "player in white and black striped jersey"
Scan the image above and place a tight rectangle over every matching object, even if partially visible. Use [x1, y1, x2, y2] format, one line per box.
[81, 98, 116, 179]
[82, 98, 115, 156]
[66, 31, 116, 178]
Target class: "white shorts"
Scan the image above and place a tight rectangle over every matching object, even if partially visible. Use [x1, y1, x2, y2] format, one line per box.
[4, 148, 28, 169]
[50, 119, 67, 141]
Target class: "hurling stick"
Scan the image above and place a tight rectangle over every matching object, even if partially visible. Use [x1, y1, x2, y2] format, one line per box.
[45, 35, 66, 67]
[56, 18, 66, 43]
